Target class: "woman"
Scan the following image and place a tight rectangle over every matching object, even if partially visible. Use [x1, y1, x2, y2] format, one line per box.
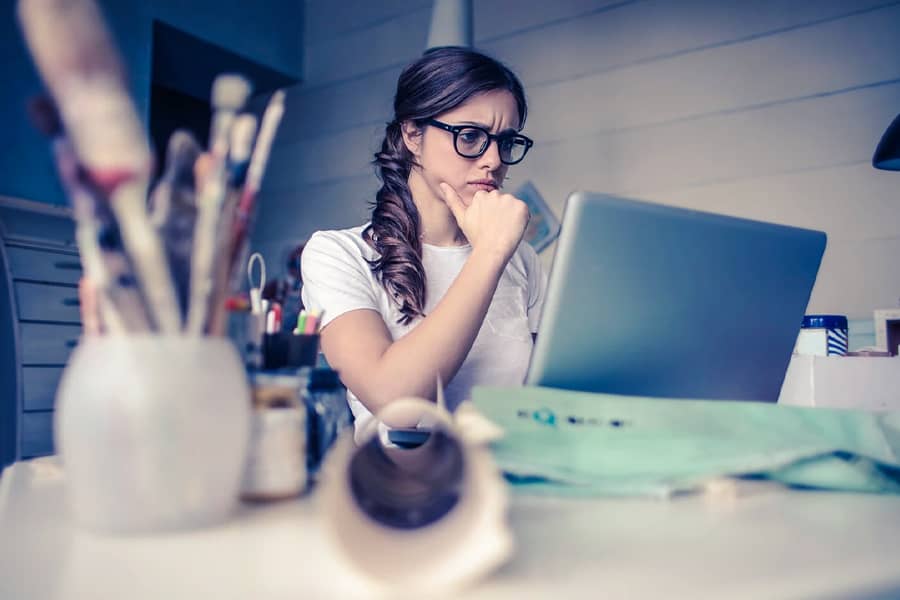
[301, 47, 546, 435]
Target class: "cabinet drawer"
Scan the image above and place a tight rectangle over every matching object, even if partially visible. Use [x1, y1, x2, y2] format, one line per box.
[21, 412, 55, 458]
[6, 246, 82, 284]
[23, 367, 65, 411]
[15, 281, 81, 323]
[19, 322, 81, 365]
[0, 204, 76, 246]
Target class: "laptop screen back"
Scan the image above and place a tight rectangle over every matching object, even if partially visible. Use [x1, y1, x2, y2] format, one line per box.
[526, 192, 826, 402]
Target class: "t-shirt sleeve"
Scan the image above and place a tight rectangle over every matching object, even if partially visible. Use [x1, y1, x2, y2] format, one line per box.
[523, 244, 548, 333]
[300, 231, 380, 329]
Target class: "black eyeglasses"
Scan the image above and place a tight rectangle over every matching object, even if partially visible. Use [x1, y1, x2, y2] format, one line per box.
[425, 118, 533, 165]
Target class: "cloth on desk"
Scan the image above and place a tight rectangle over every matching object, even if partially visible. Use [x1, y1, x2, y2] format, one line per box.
[471, 386, 900, 498]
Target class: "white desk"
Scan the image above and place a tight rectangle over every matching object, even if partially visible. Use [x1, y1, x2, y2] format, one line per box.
[2, 458, 899, 599]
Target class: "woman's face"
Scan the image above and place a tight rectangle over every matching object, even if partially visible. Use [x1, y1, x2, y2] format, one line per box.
[405, 89, 521, 207]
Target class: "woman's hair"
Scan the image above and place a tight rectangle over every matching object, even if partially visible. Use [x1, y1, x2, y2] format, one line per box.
[363, 47, 527, 325]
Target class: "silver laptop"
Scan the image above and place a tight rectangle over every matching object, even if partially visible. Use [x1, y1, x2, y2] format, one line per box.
[526, 192, 826, 402]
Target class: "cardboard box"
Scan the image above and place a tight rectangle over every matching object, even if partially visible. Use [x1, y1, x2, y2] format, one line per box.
[778, 354, 900, 411]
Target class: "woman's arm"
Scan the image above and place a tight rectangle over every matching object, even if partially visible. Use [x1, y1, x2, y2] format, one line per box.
[319, 185, 528, 416]
[320, 245, 505, 412]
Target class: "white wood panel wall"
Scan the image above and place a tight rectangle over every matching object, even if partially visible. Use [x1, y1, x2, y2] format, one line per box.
[252, 0, 900, 320]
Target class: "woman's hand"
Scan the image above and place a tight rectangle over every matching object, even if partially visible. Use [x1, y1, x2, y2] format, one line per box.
[439, 182, 530, 264]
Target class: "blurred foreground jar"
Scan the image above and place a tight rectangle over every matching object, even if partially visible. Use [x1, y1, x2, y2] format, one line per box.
[55, 336, 251, 534]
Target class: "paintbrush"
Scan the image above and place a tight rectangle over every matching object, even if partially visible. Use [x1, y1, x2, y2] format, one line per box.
[207, 113, 258, 335]
[27, 95, 152, 334]
[148, 129, 201, 319]
[227, 90, 286, 293]
[18, 0, 182, 333]
[185, 75, 252, 335]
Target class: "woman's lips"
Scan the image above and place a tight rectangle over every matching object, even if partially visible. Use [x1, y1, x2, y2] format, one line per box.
[468, 181, 497, 192]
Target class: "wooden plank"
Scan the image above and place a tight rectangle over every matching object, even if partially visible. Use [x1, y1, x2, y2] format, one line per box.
[484, 0, 897, 87]
[277, 66, 398, 143]
[264, 123, 383, 190]
[476, 0, 629, 43]
[809, 237, 900, 318]
[254, 175, 377, 243]
[650, 163, 900, 243]
[303, 9, 429, 86]
[522, 4, 900, 142]
[305, 0, 431, 45]
[509, 82, 900, 204]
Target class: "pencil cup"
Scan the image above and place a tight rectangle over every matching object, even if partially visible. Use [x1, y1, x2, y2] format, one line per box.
[55, 336, 251, 534]
[318, 398, 513, 592]
[262, 332, 319, 370]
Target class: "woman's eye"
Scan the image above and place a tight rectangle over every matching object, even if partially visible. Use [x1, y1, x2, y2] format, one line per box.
[459, 131, 482, 145]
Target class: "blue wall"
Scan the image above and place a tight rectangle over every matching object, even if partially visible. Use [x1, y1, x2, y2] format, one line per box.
[1, 0, 303, 206]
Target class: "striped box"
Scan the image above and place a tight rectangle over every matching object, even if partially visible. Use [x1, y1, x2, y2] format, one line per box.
[796, 315, 848, 357]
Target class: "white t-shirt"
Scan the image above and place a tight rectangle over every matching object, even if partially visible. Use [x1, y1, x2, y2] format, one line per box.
[300, 224, 547, 436]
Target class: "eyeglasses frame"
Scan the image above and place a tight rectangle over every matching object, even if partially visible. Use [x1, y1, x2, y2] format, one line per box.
[424, 118, 534, 165]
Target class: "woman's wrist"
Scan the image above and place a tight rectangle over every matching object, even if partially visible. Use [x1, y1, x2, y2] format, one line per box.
[469, 244, 512, 274]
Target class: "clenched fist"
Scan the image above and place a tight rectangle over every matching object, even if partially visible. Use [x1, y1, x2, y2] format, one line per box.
[439, 182, 530, 265]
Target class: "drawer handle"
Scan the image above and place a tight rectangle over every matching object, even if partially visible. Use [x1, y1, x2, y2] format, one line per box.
[65, 339, 79, 348]
[53, 260, 82, 271]
[62, 298, 81, 307]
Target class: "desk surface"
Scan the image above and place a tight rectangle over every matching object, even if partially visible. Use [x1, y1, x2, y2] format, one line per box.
[2, 459, 899, 600]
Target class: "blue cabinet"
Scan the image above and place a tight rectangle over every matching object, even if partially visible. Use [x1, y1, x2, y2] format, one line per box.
[0, 197, 81, 469]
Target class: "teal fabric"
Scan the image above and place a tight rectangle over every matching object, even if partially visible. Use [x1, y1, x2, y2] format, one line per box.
[471, 386, 900, 497]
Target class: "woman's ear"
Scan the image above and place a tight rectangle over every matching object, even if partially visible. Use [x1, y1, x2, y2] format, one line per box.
[400, 120, 423, 157]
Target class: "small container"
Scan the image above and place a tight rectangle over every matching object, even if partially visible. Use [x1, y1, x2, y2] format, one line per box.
[796, 314, 849, 356]
[241, 371, 307, 501]
[262, 332, 319, 370]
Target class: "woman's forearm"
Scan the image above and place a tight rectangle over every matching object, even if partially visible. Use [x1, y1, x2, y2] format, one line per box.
[360, 247, 507, 411]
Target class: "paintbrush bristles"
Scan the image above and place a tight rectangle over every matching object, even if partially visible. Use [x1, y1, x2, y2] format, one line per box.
[209, 74, 252, 155]
[212, 75, 252, 111]
[166, 130, 202, 182]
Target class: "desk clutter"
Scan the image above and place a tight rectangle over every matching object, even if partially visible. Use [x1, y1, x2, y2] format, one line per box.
[16, 1, 900, 595]
[16, 0, 512, 593]
[780, 312, 900, 411]
[20, 0, 283, 337]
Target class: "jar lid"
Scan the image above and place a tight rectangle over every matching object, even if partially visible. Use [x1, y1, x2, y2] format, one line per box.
[802, 314, 848, 329]
[250, 370, 305, 388]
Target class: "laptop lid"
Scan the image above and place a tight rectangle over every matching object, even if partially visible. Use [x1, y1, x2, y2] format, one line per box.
[526, 192, 826, 402]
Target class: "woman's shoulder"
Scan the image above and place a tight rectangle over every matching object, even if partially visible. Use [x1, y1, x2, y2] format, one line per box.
[509, 240, 542, 274]
[305, 224, 377, 261]
[496, 241, 543, 292]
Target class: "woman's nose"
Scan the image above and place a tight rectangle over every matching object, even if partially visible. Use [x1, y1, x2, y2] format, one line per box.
[476, 138, 502, 169]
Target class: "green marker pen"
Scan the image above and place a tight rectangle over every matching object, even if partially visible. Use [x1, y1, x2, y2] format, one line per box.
[295, 311, 307, 335]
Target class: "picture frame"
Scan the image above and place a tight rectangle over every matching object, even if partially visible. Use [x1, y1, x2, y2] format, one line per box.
[515, 181, 560, 253]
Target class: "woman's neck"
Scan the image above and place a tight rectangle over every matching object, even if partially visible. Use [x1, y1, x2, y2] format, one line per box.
[407, 169, 468, 247]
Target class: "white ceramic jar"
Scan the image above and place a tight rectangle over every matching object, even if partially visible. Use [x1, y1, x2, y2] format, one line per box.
[55, 336, 251, 534]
